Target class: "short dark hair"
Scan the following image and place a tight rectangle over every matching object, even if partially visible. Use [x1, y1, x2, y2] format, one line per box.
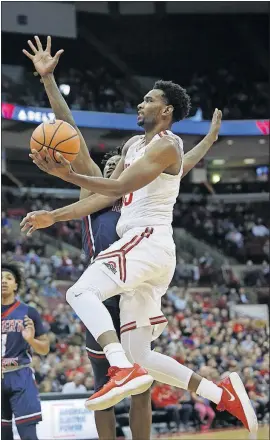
[153, 80, 191, 122]
[2, 261, 24, 292]
[101, 145, 122, 165]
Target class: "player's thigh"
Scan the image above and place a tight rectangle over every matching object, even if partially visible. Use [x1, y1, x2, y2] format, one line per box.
[119, 263, 175, 338]
[9, 369, 42, 426]
[94, 227, 176, 290]
[67, 258, 123, 303]
[1, 376, 12, 425]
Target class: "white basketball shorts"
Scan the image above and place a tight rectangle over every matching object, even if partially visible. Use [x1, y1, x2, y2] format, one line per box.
[80, 226, 176, 340]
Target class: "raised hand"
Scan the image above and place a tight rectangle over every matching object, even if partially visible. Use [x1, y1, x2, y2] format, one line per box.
[30, 147, 72, 179]
[23, 35, 64, 77]
[209, 108, 222, 141]
[20, 210, 55, 236]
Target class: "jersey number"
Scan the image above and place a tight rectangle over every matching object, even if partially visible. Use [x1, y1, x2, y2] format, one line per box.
[123, 193, 133, 206]
[2, 334, 7, 357]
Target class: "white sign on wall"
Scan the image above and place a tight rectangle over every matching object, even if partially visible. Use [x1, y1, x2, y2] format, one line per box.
[13, 399, 98, 440]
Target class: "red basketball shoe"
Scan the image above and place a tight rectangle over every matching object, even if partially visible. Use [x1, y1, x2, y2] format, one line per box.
[217, 372, 258, 433]
[85, 364, 153, 411]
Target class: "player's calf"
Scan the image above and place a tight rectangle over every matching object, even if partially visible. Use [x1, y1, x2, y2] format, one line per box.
[130, 390, 152, 440]
[2, 424, 13, 440]
[16, 423, 39, 440]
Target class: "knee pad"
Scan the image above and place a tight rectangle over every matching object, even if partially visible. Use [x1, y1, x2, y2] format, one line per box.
[66, 283, 101, 305]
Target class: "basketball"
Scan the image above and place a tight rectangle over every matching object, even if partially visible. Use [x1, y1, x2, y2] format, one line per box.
[30, 120, 80, 162]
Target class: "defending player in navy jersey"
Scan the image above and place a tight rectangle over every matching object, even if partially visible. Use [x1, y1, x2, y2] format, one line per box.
[81, 150, 122, 393]
[2, 262, 49, 440]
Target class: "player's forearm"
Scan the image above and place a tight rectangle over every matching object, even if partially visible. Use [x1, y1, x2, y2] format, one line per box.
[65, 172, 123, 197]
[42, 74, 101, 177]
[52, 193, 118, 222]
[29, 338, 50, 355]
[42, 74, 75, 127]
[182, 133, 216, 178]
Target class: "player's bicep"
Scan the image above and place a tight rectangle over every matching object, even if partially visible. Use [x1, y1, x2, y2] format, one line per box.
[117, 138, 178, 193]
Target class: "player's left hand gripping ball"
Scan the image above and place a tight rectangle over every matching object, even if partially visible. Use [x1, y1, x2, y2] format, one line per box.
[22, 315, 35, 342]
[30, 147, 72, 179]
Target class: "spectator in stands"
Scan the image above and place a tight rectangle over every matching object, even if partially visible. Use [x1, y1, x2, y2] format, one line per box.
[84, 377, 94, 391]
[192, 393, 216, 432]
[62, 372, 86, 394]
[252, 219, 269, 237]
[1, 211, 11, 229]
[151, 382, 194, 432]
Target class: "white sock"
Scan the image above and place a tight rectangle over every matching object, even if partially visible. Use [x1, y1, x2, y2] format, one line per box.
[196, 378, 222, 404]
[104, 343, 133, 368]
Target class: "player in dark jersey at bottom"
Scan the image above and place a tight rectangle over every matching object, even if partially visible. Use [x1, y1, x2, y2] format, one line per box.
[1, 262, 50, 440]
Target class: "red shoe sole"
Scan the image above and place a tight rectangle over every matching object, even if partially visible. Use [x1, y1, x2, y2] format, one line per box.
[85, 374, 153, 411]
[229, 372, 258, 433]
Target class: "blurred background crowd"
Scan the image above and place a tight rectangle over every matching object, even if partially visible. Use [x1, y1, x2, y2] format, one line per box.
[2, 12, 268, 120]
[2, 202, 269, 433]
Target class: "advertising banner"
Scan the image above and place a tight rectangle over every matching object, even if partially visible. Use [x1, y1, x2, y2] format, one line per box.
[13, 399, 98, 440]
[2, 103, 269, 136]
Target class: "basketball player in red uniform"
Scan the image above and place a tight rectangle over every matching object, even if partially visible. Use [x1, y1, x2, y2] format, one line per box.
[22, 36, 257, 434]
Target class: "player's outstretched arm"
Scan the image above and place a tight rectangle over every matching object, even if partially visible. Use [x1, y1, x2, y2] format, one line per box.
[30, 136, 180, 197]
[20, 192, 119, 236]
[23, 36, 102, 190]
[182, 109, 222, 177]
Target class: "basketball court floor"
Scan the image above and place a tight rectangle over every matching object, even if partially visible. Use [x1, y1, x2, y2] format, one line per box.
[153, 425, 269, 440]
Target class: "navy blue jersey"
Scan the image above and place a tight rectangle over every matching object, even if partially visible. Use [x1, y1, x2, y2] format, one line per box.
[82, 201, 122, 263]
[1, 301, 46, 368]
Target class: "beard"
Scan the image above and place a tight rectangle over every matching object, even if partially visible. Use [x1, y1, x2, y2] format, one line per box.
[137, 117, 145, 127]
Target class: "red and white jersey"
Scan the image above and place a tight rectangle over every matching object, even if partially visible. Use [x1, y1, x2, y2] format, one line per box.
[116, 130, 184, 237]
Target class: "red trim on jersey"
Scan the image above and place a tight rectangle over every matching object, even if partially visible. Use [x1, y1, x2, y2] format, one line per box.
[1, 421, 12, 426]
[120, 321, 136, 332]
[120, 315, 167, 335]
[83, 216, 93, 256]
[150, 315, 166, 321]
[16, 414, 42, 425]
[150, 317, 167, 325]
[1, 301, 20, 319]
[95, 227, 154, 282]
[121, 324, 137, 335]
[87, 351, 106, 359]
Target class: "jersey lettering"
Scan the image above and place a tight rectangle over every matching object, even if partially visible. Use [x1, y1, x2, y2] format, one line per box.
[123, 193, 133, 206]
